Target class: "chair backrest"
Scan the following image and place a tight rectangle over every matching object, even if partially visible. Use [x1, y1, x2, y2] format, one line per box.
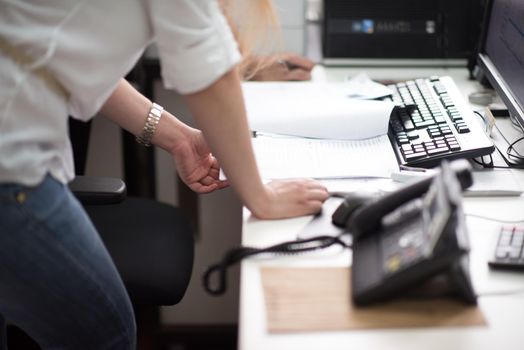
[68, 118, 92, 176]
[0, 314, 7, 350]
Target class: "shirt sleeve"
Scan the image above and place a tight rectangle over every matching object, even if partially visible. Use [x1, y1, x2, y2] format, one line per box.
[146, 0, 242, 94]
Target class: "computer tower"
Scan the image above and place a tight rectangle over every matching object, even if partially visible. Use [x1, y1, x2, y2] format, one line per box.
[322, 0, 486, 65]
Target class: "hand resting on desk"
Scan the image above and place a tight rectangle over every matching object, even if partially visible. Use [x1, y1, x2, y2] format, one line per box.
[254, 178, 329, 219]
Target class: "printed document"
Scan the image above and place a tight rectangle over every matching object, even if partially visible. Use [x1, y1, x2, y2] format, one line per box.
[251, 134, 399, 179]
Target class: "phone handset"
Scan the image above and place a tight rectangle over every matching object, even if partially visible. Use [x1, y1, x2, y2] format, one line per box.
[348, 160, 473, 240]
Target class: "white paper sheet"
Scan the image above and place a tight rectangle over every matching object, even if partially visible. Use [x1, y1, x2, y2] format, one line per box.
[345, 72, 394, 100]
[251, 134, 399, 179]
[243, 82, 395, 140]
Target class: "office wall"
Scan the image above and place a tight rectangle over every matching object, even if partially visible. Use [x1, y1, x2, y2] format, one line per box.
[271, 0, 307, 55]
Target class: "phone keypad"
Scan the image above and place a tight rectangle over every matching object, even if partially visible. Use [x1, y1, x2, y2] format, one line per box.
[381, 218, 427, 275]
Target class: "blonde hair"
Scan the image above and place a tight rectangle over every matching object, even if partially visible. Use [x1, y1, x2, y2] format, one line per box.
[221, 0, 281, 79]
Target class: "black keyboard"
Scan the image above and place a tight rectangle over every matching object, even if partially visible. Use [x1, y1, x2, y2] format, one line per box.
[489, 225, 524, 271]
[384, 76, 495, 168]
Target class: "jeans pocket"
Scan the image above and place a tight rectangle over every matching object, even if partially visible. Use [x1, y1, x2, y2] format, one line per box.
[1, 174, 68, 225]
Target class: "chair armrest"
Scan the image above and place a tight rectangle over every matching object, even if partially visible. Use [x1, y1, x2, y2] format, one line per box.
[69, 175, 126, 205]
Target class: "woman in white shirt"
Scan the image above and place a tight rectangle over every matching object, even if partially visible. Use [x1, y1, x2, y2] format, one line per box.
[0, 0, 328, 348]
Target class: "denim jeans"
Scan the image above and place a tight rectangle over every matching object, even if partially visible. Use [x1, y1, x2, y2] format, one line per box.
[0, 174, 136, 349]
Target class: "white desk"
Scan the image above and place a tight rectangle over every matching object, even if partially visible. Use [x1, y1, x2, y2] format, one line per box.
[238, 66, 524, 350]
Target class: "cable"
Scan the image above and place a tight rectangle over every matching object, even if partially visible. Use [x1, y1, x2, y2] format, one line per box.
[470, 111, 524, 168]
[507, 136, 524, 161]
[472, 153, 494, 167]
[491, 121, 524, 167]
[477, 289, 524, 297]
[202, 233, 351, 295]
[471, 121, 524, 168]
[471, 152, 524, 169]
[465, 213, 524, 224]
[509, 113, 524, 132]
[474, 110, 490, 134]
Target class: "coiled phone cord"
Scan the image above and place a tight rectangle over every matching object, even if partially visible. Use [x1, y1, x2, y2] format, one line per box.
[202, 234, 350, 296]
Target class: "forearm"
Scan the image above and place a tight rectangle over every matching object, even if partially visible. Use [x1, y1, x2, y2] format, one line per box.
[98, 79, 191, 153]
[183, 68, 268, 215]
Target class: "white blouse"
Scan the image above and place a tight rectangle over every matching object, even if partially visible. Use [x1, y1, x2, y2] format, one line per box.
[0, 0, 241, 185]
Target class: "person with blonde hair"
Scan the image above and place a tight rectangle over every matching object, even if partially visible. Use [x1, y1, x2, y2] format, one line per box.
[0, 0, 328, 348]
[222, 0, 315, 81]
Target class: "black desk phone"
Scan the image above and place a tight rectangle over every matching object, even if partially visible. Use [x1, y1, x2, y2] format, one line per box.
[341, 160, 477, 306]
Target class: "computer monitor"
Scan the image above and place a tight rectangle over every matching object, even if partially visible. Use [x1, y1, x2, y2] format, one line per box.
[322, 0, 485, 66]
[477, 0, 524, 130]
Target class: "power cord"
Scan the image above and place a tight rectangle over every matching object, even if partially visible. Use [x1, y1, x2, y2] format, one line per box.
[492, 113, 524, 166]
[203, 215, 524, 296]
[473, 110, 490, 134]
[465, 213, 524, 224]
[477, 289, 524, 297]
[509, 113, 524, 132]
[202, 233, 351, 295]
[472, 110, 524, 169]
[506, 136, 524, 162]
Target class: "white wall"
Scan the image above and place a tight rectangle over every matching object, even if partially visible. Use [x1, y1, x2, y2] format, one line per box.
[273, 0, 307, 55]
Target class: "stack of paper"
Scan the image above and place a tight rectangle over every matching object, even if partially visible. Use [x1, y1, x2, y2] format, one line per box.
[243, 82, 395, 140]
[242, 79, 398, 179]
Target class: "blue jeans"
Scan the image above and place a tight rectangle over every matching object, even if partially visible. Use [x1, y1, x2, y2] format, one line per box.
[0, 174, 136, 349]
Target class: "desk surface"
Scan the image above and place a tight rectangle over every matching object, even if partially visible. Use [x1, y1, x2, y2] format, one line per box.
[238, 66, 524, 350]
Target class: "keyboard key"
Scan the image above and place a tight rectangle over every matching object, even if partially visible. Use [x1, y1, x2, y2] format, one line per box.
[441, 100, 455, 108]
[404, 151, 427, 161]
[510, 248, 521, 259]
[414, 120, 436, 128]
[448, 143, 461, 151]
[397, 137, 410, 145]
[403, 119, 415, 131]
[407, 131, 419, 140]
[400, 144, 412, 151]
[496, 247, 510, 259]
[427, 147, 449, 155]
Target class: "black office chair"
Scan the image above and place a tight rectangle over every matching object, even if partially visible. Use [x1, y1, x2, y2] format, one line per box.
[0, 119, 194, 350]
